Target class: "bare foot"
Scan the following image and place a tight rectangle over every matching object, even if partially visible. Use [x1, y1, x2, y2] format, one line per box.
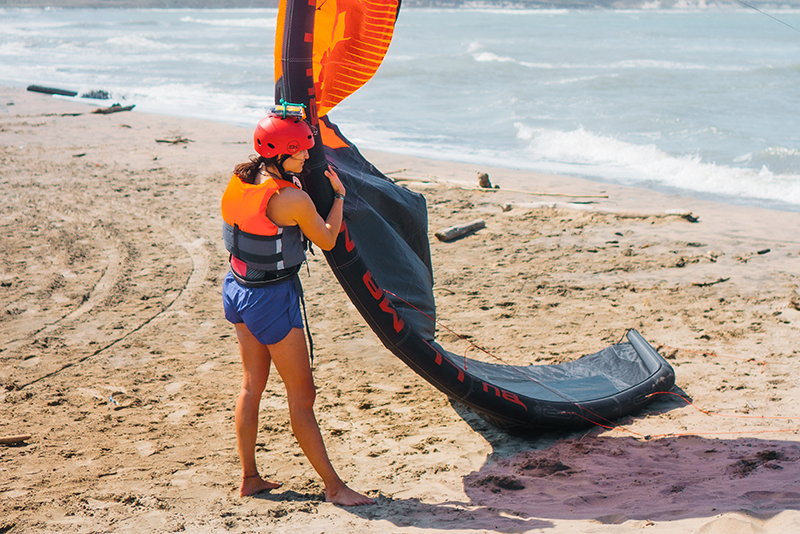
[240, 475, 281, 497]
[325, 484, 375, 506]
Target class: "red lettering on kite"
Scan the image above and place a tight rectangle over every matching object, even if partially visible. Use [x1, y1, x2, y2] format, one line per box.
[483, 382, 501, 397]
[362, 271, 382, 300]
[482, 382, 527, 411]
[423, 341, 464, 382]
[341, 221, 355, 252]
[379, 296, 405, 333]
[502, 390, 527, 411]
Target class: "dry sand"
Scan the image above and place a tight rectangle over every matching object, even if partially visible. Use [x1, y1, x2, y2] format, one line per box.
[2, 86, 800, 533]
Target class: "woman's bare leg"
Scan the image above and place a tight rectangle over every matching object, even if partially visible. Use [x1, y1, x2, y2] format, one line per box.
[234, 323, 282, 497]
[267, 328, 374, 506]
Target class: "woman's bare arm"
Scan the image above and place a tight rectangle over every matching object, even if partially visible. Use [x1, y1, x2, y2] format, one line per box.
[266, 167, 346, 251]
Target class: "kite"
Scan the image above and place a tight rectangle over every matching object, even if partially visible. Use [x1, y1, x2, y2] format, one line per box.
[273, 0, 675, 429]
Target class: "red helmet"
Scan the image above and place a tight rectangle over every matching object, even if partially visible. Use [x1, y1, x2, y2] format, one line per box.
[254, 113, 314, 159]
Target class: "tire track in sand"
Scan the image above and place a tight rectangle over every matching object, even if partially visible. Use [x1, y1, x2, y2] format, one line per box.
[18, 204, 209, 389]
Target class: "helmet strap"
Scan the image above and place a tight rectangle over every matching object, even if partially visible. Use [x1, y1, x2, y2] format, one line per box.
[276, 155, 292, 180]
[259, 155, 294, 184]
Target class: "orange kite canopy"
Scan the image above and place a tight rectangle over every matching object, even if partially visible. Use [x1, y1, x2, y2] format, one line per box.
[274, 0, 400, 120]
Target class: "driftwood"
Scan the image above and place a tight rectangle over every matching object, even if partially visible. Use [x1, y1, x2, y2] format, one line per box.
[692, 277, 730, 287]
[525, 202, 699, 222]
[388, 173, 608, 199]
[435, 219, 486, 242]
[615, 210, 699, 223]
[27, 85, 77, 97]
[156, 136, 194, 145]
[92, 103, 136, 115]
[473, 186, 606, 199]
[0, 434, 31, 445]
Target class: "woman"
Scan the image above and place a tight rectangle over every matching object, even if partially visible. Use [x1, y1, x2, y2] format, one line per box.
[221, 107, 373, 506]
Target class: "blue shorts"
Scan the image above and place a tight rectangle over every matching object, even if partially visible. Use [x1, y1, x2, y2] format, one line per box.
[222, 271, 303, 345]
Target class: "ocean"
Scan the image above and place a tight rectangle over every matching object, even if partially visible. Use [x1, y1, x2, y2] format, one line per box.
[1, 6, 799, 211]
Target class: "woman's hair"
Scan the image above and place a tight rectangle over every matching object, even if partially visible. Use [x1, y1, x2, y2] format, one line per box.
[233, 154, 295, 184]
[234, 155, 267, 184]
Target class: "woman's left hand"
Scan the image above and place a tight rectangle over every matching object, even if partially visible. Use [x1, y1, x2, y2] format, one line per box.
[325, 166, 346, 198]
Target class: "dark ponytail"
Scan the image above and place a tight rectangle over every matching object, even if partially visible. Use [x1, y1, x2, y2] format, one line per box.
[233, 154, 295, 184]
[233, 155, 263, 184]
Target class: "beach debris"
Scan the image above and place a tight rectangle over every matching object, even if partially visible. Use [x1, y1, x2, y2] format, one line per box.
[72, 153, 86, 158]
[789, 298, 800, 311]
[0, 434, 32, 446]
[156, 136, 194, 145]
[81, 89, 110, 100]
[392, 172, 608, 198]
[107, 392, 142, 410]
[589, 209, 698, 221]
[501, 203, 512, 212]
[433, 286, 455, 295]
[474, 185, 607, 199]
[477, 171, 495, 189]
[736, 249, 772, 263]
[435, 219, 486, 242]
[92, 103, 135, 115]
[27, 84, 77, 97]
[692, 277, 730, 287]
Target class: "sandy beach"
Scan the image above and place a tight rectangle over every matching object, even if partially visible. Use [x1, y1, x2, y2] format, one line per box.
[2, 86, 800, 533]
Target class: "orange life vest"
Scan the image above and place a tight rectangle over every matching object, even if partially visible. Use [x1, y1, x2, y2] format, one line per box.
[221, 174, 306, 273]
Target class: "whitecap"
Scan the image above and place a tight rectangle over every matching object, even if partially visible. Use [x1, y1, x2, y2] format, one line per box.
[514, 123, 800, 207]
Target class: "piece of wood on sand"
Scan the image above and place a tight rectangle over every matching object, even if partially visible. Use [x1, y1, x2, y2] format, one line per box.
[435, 219, 486, 242]
[0, 434, 32, 446]
[156, 136, 194, 145]
[92, 103, 136, 114]
[27, 85, 78, 97]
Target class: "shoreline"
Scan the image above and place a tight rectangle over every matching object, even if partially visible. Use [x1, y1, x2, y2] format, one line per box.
[20, 82, 800, 217]
[2, 86, 800, 533]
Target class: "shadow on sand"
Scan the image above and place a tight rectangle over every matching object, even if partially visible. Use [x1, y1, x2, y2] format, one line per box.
[340, 391, 800, 532]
